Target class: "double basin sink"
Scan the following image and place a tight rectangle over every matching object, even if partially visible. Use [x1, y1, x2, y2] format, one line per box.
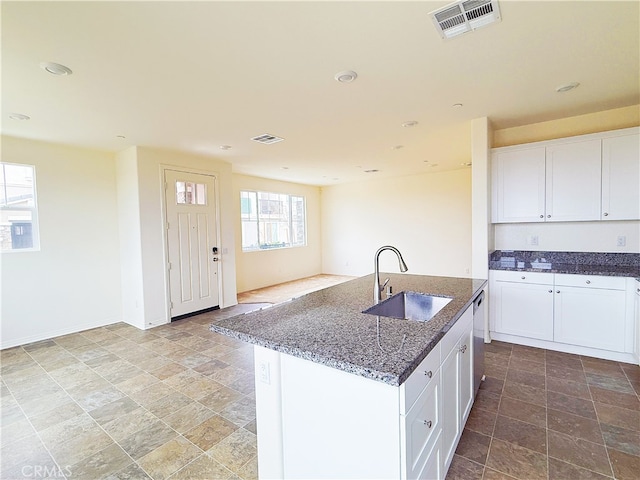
[363, 291, 452, 323]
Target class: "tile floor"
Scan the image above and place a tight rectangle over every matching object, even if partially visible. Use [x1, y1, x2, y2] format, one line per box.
[1, 304, 268, 480]
[448, 341, 640, 480]
[1, 273, 639, 480]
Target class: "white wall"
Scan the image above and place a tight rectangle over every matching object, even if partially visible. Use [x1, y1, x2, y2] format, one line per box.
[494, 221, 640, 253]
[1, 136, 122, 348]
[115, 146, 146, 329]
[321, 169, 472, 278]
[234, 174, 322, 293]
[471, 118, 492, 279]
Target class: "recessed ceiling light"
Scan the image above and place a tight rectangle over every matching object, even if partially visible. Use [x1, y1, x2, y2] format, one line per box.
[461, 162, 472, 167]
[9, 113, 30, 121]
[282, 167, 289, 170]
[116, 135, 126, 139]
[556, 82, 580, 93]
[428, 164, 439, 167]
[364, 169, 379, 173]
[452, 103, 463, 108]
[334, 70, 358, 83]
[402, 121, 418, 128]
[40, 62, 73, 76]
[219, 145, 232, 150]
[392, 145, 404, 150]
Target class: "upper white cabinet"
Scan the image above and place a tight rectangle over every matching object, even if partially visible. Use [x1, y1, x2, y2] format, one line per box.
[602, 133, 640, 220]
[492, 147, 546, 222]
[491, 128, 640, 223]
[545, 140, 601, 221]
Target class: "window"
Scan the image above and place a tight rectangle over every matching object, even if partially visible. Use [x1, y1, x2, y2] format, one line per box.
[0, 163, 39, 251]
[175, 181, 207, 205]
[240, 190, 306, 251]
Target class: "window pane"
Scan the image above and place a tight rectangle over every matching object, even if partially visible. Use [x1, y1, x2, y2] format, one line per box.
[176, 181, 186, 204]
[1, 209, 33, 250]
[240, 190, 306, 251]
[195, 183, 207, 205]
[1, 164, 34, 207]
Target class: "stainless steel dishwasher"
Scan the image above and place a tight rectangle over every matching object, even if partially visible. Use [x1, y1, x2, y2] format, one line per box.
[472, 291, 485, 396]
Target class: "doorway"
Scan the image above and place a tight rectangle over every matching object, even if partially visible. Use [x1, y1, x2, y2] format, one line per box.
[164, 169, 220, 319]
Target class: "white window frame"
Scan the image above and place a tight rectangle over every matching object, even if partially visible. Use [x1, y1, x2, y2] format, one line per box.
[240, 190, 307, 252]
[0, 162, 40, 252]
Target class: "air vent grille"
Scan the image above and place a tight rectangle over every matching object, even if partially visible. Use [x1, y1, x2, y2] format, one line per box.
[430, 0, 501, 39]
[251, 134, 284, 145]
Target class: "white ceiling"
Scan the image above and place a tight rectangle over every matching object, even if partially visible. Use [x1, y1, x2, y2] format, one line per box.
[2, 1, 639, 186]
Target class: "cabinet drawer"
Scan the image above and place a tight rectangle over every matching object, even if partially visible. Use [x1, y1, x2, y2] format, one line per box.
[401, 343, 440, 414]
[555, 274, 626, 290]
[402, 369, 440, 479]
[491, 270, 553, 285]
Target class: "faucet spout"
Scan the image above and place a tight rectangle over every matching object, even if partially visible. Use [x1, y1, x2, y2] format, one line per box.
[374, 246, 408, 304]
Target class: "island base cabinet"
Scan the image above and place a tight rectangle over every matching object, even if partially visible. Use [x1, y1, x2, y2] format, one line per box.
[253, 306, 475, 480]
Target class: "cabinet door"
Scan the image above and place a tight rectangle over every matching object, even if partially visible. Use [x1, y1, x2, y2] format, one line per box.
[602, 133, 640, 220]
[493, 281, 554, 340]
[546, 140, 602, 221]
[554, 286, 627, 352]
[403, 370, 441, 480]
[440, 346, 460, 471]
[492, 147, 546, 223]
[458, 329, 473, 424]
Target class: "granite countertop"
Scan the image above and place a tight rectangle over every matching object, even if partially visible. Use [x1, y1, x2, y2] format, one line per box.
[210, 274, 486, 387]
[489, 250, 640, 278]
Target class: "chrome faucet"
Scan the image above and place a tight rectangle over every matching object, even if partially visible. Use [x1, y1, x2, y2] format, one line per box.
[374, 246, 408, 304]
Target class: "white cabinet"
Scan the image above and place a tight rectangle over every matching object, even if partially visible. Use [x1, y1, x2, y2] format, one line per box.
[491, 127, 640, 223]
[441, 308, 473, 471]
[490, 271, 554, 340]
[602, 133, 640, 220]
[545, 140, 601, 222]
[489, 271, 636, 362]
[554, 274, 628, 352]
[492, 147, 546, 222]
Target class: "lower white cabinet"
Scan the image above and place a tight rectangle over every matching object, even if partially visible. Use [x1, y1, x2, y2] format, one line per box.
[491, 272, 554, 341]
[553, 274, 627, 352]
[254, 305, 475, 480]
[490, 270, 636, 363]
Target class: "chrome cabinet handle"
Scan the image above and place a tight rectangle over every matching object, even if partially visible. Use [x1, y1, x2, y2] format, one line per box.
[556, 290, 560, 294]
[521, 276, 526, 280]
[604, 212, 609, 216]
[460, 344, 468, 354]
[586, 280, 591, 284]
[539, 215, 544, 218]
[424, 370, 433, 378]
[212, 257, 219, 262]
[548, 290, 553, 293]
[422, 420, 433, 428]
[547, 214, 551, 218]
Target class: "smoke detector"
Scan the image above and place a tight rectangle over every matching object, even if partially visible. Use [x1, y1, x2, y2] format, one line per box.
[430, 0, 501, 39]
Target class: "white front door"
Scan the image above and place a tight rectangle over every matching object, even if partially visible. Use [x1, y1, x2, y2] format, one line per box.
[164, 169, 220, 318]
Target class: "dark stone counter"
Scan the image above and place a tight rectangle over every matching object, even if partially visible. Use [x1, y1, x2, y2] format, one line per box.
[210, 274, 486, 386]
[489, 250, 640, 278]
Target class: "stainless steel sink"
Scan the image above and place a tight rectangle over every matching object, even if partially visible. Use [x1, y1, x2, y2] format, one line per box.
[363, 291, 452, 322]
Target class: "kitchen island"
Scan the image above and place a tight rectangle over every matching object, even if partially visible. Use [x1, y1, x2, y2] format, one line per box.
[211, 273, 487, 479]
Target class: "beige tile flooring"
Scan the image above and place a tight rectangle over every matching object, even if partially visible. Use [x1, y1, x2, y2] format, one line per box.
[2, 273, 639, 480]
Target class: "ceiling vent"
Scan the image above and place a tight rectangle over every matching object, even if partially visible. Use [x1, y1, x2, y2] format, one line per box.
[251, 134, 284, 145]
[430, 0, 501, 39]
